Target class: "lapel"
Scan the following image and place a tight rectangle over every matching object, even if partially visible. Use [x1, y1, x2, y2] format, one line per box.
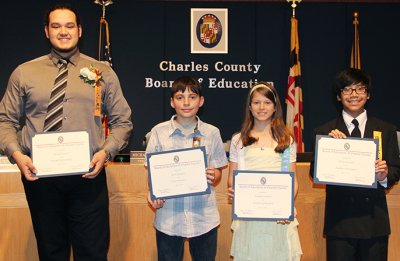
[335, 117, 351, 137]
[336, 116, 379, 139]
[364, 118, 375, 139]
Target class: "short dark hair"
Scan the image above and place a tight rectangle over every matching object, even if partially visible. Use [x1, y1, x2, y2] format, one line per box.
[44, 4, 81, 26]
[334, 68, 371, 96]
[171, 76, 202, 98]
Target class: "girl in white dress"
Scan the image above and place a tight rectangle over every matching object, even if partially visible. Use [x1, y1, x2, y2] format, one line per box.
[228, 83, 302, 261]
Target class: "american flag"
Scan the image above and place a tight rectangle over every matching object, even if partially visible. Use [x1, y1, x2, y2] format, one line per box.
[286, 17, 304, 152]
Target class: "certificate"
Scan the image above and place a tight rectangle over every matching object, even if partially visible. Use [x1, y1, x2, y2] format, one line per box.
[232, 170, 294, 221]
[31, 131, 90, 177]
[147, 147, 209, 200]
[313, 135, 378, 188]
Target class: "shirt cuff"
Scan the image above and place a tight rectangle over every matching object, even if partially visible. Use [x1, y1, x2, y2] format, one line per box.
[379, 177, 388, 188]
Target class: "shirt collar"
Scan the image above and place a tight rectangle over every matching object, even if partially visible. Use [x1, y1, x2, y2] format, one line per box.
[342, 109, 367, 128]
[168, 115, 203, 137]
[50, 47, 80, 67]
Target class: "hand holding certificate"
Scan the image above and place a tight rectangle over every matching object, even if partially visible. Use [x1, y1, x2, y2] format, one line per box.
[313, 135, 378, 188]
[31, 131, 90, 177]
[147, 147, 210, 200]
[233, 170, 295, 221]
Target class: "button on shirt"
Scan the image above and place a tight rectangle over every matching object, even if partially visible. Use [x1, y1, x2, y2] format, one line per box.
[0, 49, 132, 159]
[145, 115, 228, 237]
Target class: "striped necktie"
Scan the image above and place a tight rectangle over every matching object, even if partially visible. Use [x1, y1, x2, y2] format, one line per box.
[43, 59, 68, 132]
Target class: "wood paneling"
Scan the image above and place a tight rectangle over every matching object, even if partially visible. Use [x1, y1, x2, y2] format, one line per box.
[1, 163, 399, 260]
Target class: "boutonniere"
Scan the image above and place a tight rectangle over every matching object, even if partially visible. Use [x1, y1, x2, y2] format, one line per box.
[79, 65, 102, 86]
[80, 65, 103, 117]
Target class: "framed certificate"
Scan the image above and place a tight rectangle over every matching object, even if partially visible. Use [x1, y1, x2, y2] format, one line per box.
[232, 170, 294, 221]
[313, 135, 378, 188]
[31, 131, 90, 177]
[147, 146, 209, 200]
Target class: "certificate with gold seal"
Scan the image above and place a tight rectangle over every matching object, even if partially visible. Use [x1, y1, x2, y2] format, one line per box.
[147, 147, 209, 200]
[31, 131, 90, 177]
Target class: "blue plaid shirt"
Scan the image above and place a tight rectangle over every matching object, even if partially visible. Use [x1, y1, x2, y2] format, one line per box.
[145, 115, 227, 237]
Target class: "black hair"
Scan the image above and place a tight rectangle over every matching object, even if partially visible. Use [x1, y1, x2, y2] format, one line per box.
[171, 76, 202, 98]
[44, 4, 81, 26]
[333, 68, 371, 96]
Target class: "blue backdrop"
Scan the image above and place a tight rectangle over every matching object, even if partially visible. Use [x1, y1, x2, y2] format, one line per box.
[0, 1, 399, 151]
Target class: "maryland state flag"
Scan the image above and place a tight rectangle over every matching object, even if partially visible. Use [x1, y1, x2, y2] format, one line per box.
[99, 17, 112, 138]
[286, 17, 304, 152]
[350, 12, 361, 69]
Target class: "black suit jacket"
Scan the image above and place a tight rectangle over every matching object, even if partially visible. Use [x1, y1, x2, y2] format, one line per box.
[311, 116, 400, 238]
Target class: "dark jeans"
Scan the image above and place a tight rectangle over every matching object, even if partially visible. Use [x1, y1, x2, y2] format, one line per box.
[156, 227, 218, 261]
[327, 236, 388, 261]
[22, 170, 109, 261]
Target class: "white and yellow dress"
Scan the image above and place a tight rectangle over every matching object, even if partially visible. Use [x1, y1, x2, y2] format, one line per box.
[230, 133, 302, 261]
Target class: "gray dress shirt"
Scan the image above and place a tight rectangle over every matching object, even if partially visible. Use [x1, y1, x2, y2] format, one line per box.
[0, 49, 132, 161]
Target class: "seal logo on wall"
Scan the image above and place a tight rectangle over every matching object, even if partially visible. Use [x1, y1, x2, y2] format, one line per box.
[196, 14, 222, 48]
[191, 8, 228, 53]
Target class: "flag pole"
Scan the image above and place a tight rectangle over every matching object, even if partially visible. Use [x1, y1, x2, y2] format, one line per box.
[350, 11, 361, 69]
[95, 0, 114, 140]
[95, 0, 113, 61]
[287, 0, 302, 17]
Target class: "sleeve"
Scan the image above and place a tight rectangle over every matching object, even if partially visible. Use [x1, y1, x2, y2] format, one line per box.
[209, 128, 228, 169]
[229, 133, 241, 163]
[0, 67, 24, 160]
[100, 68, 133, 158]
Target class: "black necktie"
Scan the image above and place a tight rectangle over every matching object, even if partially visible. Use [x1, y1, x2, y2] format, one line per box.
[43, 59, 68, 132]
[351, 119, 361, 137]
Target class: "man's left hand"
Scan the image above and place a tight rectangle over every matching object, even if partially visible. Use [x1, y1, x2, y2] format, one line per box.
[82, 150, 108, 179]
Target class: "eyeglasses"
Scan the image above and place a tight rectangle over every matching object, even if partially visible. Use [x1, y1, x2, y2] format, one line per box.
[341, 85, 368, 95]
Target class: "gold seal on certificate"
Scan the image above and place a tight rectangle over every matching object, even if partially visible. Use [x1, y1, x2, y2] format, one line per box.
[313, 135, 378, 188]
[147, 147, 209, 200]
[31, 131, 90, 177]
[232, 170, 295, 221]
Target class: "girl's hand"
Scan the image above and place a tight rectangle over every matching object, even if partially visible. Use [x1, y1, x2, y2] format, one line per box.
[227, 187, 234, 200]
[147, 192, 165, 209]
[277, 207, 297, 225]
[277, 220, 291, 225]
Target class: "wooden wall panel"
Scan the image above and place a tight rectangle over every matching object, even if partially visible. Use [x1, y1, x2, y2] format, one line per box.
[1, 163, 399, 260]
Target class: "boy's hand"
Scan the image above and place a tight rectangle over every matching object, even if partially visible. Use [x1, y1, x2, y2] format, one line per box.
[147, 192, 165, 209]
[206, 167, 216, 185]
[329, 129, 347, 139]
[376, 160, 388, 181]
